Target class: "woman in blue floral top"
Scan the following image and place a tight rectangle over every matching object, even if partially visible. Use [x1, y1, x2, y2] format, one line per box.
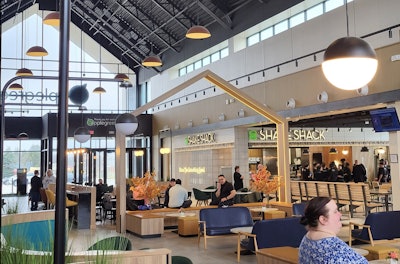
[299, 197, 368, 263]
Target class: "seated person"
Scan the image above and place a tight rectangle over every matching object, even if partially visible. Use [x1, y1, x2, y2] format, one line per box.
[126, 190, 138, 211]
[95, 179, 108, 203]
[163, 178, 176, 207]
[210, 174, 236, 207]
[168, 179, 192, 208]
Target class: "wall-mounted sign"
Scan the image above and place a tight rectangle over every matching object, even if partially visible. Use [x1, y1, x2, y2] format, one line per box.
[178, 167, 206, 174]
[86, 117, 117, 127]
[185, 133, 216, 145]
[249, 128, 326, 142]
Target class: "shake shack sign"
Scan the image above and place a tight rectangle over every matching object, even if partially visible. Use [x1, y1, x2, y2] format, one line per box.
[186, 133, 216, 145]
[248, 128, 326, 142]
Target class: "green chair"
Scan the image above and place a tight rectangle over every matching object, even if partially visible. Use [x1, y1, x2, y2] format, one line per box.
[193, 188, 210, 206]
[172, 256, 193, 264]
[88, 236, 132, 251]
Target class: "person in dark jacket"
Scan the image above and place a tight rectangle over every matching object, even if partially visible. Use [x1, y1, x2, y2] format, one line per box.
[233, 166, 243, 190]
[353, 160, 366, 183]
[30, 170, 43, 211]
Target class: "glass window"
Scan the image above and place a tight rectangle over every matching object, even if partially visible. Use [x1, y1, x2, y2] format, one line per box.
[179, 67, 186, 76]
[220, 47, 229, 58]
[274, 20, 288, 35]
[325, 0, 343, 12]
[202, 56, 210, 66]
[247, 33, 260, 46]
[289, 12, 305, 28]
[211, 51, 220, 62]
[194, 60, 202, 70]
[186, 64, 194, 73]
[260, 27, 273, 41]
[306, 3, 323, 20]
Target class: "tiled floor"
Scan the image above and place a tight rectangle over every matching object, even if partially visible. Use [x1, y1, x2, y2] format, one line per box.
[2, 195, 373, 264]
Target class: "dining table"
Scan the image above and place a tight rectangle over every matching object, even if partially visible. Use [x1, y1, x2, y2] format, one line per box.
[370, 189, 392, 211]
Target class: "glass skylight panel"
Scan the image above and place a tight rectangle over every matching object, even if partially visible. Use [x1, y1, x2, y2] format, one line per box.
[179, 67, 186, 76]
[186, 64, 194, 73]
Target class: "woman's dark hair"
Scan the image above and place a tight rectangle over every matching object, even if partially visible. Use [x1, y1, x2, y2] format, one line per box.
[300, 197, 331, 227]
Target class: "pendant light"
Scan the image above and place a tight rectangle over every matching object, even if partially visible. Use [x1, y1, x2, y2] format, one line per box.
[115, 113, 139, 136]
[43, 12, 60, 26]
[361, 146, 369, 152]
[186, 0, 211, 39]
[322, 0, 377, 90]
[9, 83, 23, 90]
[329, 148, 338, 154]
[142, 44, 162, 67]
[27, 11, 48, 57]
[16, 12, 33, 76]
[74, 127, 90, 143]
[114, 62, 130, 81]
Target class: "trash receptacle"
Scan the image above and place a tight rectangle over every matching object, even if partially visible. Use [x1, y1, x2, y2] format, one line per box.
[17, 168, 27, 195]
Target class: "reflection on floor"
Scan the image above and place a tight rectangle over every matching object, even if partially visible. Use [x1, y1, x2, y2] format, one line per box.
[1, 195, 378, 264]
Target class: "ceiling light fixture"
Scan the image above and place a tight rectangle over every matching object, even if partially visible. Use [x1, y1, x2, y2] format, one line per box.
[9, 83, 23, 90]
[142, 55, 162, 67]
[186, 1, 211, 39]
[16, 68, 33, 76]
[26, 45, 48, 57]
[43, 12, 60, 26]
[74, 127, 90, 143]
[186, 25, 211, 39]
[115, 113, 139, 136]
[93, 87, 106, 94]
[329, 147, 337, 154]
[322, 1, 377, 90]
[114, 73, 129, 81]
[361, 146, 369, 152]
[342, 149, 349, 155]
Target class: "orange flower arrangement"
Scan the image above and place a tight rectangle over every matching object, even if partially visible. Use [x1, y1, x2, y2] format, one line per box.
[250, 165, 281, 195]
[127, 171, 167, 203]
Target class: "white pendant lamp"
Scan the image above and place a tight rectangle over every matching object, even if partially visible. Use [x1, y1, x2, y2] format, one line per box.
[115, 113, 139, 136]
[74, 127, 91, 143]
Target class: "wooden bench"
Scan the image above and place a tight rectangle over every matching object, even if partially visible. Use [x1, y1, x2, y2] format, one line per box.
[290, 181, 383, 217]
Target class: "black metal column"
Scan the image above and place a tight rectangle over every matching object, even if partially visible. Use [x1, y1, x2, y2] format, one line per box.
[54, 0, 71, 263]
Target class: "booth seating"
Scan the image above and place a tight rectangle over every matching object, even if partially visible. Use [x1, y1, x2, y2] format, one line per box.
[349, 210, 400, 246]
[238, 217, 306, 262]
[198, 207, 253, 249]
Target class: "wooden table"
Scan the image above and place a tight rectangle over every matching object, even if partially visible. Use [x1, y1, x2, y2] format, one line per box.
[257, 246, 299, 264]
[250, 207, 278, 220]
[370, 189, 392, 211]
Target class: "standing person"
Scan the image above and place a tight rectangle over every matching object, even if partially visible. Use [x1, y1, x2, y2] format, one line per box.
[301, 163, 311, 181]
[233, 166, 244, 190]
[168, 179, 192, 208]
[163, 178, 176, 207]
[377, 161, 389, 183]
[210, 174, 236, 207]
[299, 197, 368, 263]
[30, 170, 42, 211]
[42, 169, 56, 189]
[327, 162, 338, 182]
[353, 160, 366, 183]
[342, 162, 352, 182]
